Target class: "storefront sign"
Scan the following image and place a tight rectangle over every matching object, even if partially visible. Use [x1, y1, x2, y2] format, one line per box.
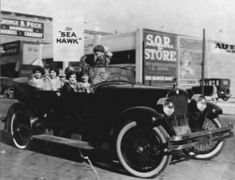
[143, 30, 177, 85]
[53, 12, 84, 62]
[209, 41, 235, 54]
[0, 18, 44, 39]
[1, 41, 20, 57]
[178, 37, 203, 84]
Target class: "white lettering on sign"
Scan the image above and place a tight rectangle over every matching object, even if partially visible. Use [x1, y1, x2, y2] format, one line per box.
[145, 76, 152, 80]
[145, 49, 176, 61]
[149, 76, 174, 81]
[0, 29, 17, 35]
[145, 34, 174, 48]
[24, 32, 43, 38]
[1, 19, 19, 26]
[10, 26, 33, 32]
[26, 22, 42, 29]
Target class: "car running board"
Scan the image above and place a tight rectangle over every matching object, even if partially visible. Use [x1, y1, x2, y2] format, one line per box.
[32, 134, 94, 150]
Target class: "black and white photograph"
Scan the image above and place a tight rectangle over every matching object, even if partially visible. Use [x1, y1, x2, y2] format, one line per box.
[0, 0, 235, 179]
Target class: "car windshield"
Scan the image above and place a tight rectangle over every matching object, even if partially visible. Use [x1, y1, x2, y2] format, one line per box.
[89, 66, 134, 85]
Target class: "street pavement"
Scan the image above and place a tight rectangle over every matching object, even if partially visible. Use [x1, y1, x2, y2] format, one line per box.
[0, 115, 234, 180]
[206, 97, 235, 115]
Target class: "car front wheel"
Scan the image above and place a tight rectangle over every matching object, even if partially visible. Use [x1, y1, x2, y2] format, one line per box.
[183, 117, 226, 160]
[222, 97, 229, 101]
[10, 111, 32, 150]
[116, 121, 171, 178]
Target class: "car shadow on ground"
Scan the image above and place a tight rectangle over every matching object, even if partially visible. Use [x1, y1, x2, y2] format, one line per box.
[0, 129, 134, 177]
[0, 129, 194, 178]
[170, 151, 192, 164]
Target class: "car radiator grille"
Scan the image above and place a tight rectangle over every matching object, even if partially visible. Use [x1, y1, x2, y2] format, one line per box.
[168, 93, 188, 116]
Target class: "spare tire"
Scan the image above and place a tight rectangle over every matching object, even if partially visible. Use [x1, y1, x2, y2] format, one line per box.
[224, 88, 230, 97]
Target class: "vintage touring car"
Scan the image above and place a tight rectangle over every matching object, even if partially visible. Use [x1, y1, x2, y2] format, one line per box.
[4, 66, 234, 178]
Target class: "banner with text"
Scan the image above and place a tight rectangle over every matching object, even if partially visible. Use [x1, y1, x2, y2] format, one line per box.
[53, 12, 84, 62]
[209, 41, 235, 54]
[143, 30, 177, 86]
[178, 37, 203, 85]
[0, 18, 44, 39]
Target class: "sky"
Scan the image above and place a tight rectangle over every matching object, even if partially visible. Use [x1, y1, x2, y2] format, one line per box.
[1, 0, 235, 43]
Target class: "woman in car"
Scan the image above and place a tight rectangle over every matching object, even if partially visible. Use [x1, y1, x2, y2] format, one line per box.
[44, 67, 62, 91]
[60, 66, 76, 86]
[62, 71, 83, 92]
[78, 71, 93, 93]
[27, 66, 45, 89]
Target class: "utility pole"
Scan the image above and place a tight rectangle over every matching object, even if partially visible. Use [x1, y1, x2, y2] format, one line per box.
[202, 29, 206, 95]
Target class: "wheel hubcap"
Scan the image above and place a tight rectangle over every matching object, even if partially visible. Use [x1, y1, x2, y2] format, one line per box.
[136, 147, 144, 154]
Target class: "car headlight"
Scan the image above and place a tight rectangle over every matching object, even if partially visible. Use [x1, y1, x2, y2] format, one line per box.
[197, 95, 207, 112]
[163, 99, 174, 116]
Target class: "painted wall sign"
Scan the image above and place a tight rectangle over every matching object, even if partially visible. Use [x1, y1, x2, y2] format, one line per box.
[143, 30, 177, 86]
[0, 18, 44, 39]
[178, 37, 203, 85]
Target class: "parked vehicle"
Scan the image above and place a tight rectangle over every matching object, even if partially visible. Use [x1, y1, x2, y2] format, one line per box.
[4, 66, 233, 178]
[189, 78, 231, 101]
[0, 77, 15, 98]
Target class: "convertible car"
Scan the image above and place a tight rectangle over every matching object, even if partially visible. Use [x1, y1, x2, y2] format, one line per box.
[4, 66, 234, 178]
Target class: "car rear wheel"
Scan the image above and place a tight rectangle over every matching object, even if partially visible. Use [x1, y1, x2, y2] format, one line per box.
[10, 111, 32, 150]
[183, 117, 226, 160]
[116, 121, 171, 178]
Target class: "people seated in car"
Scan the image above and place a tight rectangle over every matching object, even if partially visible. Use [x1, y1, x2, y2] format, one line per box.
[27, 66, 45, 89]
[62, 71, 82, 92]
[60, 66, 76, 86]
[44, 67, 62, 91]
[79, 71, 93, 93]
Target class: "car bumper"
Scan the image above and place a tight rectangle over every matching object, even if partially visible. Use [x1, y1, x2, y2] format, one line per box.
[168, 123, 233, 150]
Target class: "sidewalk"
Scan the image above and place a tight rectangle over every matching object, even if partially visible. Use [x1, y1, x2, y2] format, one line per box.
[206, 97, 235, 115]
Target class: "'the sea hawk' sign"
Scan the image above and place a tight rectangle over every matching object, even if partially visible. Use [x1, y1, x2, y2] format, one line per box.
[53, 12, 84, 62]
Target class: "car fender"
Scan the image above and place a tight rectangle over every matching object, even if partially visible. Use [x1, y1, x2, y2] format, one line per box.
[110, 106, 165, 142]
[4, 102, 35, 132]
[204, 101, 223, 119]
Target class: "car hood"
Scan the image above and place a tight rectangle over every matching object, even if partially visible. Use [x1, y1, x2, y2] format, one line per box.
[96, 83, 173, 109]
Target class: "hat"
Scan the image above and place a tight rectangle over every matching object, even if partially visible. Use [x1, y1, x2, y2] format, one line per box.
[93, 45, 105, 53]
